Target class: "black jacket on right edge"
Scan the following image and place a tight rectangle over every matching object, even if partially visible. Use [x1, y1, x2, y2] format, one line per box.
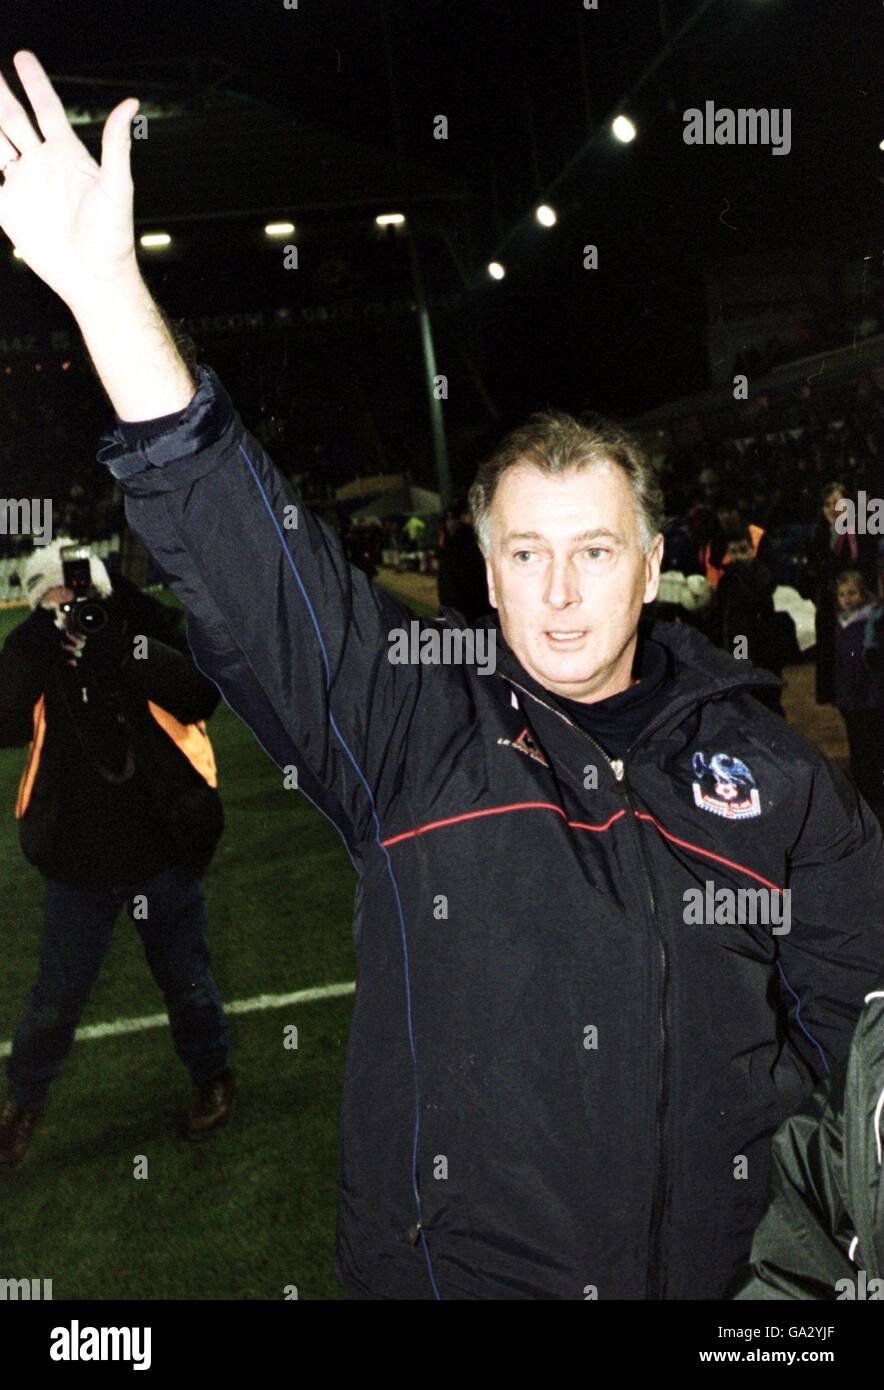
[98, 365, 884, 1300]
[736, 987, 884, 1300]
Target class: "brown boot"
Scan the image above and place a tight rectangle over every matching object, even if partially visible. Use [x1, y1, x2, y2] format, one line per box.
[187, 1069, 235, 1140]
[0, 1101, 41, 1167]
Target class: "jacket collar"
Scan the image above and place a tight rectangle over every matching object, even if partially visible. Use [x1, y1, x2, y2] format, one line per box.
[461, 612, 782, 748]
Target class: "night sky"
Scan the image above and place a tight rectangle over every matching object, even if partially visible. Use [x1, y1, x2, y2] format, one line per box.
[1, 0, 881, 488]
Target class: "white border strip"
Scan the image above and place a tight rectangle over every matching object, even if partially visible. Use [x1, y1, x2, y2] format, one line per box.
[0, 980, 355, 1059]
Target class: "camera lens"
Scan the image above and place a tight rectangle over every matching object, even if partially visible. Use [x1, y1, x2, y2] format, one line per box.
[74, 600, 108, 634]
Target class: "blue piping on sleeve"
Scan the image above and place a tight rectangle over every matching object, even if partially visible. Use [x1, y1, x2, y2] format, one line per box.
[237, 443, 442, 1300]
[776, 961, 831, 1077]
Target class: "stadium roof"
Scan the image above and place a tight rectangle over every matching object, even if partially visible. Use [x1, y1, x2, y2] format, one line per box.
[66, 83, 468, 225]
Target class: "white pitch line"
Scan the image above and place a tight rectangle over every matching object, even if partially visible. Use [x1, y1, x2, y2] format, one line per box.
[0, 980, 355, 1059]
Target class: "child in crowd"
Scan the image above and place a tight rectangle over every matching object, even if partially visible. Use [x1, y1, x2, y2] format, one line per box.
[834, 569, 884, 824]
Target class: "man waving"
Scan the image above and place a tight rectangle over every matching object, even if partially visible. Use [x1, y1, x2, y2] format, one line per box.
[2, 51, 882, 1300]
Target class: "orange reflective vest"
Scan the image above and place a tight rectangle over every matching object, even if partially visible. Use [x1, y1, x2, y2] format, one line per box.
[702, 523, 765, 590]
[15, 696, 217, 821]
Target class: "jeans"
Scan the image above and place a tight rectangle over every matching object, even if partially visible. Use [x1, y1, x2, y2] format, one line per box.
[7, 866, 231, 1111]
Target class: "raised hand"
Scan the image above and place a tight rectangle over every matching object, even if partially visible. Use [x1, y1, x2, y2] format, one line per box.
[0, 51, 140, 311]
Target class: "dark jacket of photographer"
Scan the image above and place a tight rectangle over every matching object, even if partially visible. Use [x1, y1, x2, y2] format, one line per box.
[0, 575, 223, 886]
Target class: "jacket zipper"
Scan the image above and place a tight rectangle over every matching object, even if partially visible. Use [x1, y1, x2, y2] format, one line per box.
[502, 676, 670, 1297]
[622, 767, 669, 1301]
[498, 659, 787, 1295]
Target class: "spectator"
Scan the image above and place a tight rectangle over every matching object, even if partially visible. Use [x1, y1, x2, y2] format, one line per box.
[833, 568, 884, 823]
[713, 523, 784, 716]
[403, 514, 427, 547]
[807, 482, 879, 705]
[436, 497, 489, 623]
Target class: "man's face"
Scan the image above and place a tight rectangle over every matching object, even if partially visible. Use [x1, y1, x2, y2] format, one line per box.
[40, 585, 73, 608]
[484, 462, 663, 703]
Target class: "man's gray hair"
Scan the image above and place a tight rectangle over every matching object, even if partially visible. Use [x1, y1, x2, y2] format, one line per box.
[468, 409, 664, 556]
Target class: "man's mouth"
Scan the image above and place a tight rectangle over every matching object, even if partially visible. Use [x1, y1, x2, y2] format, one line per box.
[544, 630, 588, 647]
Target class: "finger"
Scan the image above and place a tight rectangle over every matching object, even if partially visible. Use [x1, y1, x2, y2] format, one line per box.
[0, 55, 42, 153]
[12, 51, 72, 141]
[0, 131, 19, 168]
[101, 98, 139, 194]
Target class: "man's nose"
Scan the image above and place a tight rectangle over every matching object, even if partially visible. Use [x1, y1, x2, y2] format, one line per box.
[545, 557, 581, 608]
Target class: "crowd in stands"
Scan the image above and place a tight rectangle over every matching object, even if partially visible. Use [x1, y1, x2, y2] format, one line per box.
[3, 348, 883, 804]
[655, 367, 884, 820]
[730, 296, 881, 380]
[657, 369, 884, 586]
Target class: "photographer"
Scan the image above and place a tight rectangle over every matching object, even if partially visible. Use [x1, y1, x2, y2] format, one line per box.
[0, 537, 231, 1165]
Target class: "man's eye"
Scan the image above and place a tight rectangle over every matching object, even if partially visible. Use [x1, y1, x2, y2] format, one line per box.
[513, 551, 535, 563]
[585, 548, 610, 561]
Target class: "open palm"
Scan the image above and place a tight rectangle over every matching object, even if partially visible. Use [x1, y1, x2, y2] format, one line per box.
[0, 51, 139, 308]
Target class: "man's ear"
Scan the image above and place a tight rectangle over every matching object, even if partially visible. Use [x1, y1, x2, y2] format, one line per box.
[643, 534, 664, 604]
[485, 558, 498, 609]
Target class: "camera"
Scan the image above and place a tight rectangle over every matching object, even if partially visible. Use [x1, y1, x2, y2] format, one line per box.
[60, 544, 109, 636]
